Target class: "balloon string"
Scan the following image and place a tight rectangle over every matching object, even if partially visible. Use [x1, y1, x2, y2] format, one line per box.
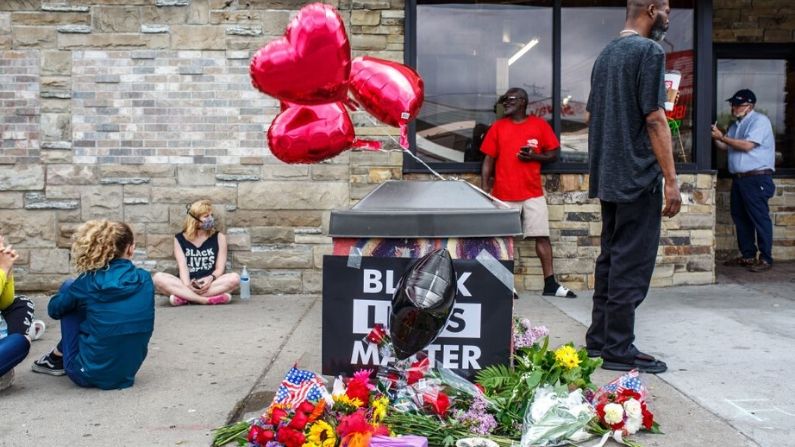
[354, 114, 509, 207]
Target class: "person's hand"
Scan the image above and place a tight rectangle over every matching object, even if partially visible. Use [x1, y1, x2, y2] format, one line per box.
[197, 276, 213, 293]
[0, 245, 19, 273]
[662, 180, 682, 218]
[516, 146, 537, 163]
[710, 124, 723, 140]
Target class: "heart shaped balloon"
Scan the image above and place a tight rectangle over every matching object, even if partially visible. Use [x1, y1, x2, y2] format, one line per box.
[349, 56, 425, 127]
[250, 3, 351, 104]
[389, 248, 457, 360]
[267, 102, 355, 164]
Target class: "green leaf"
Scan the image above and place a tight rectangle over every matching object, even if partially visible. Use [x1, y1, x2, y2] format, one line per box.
[525, 369, 543, 389]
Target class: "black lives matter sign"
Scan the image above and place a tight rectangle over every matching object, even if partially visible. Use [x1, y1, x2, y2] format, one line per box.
[322, 255, 513, 380]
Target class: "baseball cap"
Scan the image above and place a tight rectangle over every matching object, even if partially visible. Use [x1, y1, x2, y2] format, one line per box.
[726, 89, 756, 105]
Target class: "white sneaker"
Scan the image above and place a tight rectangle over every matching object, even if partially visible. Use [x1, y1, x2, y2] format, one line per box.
[29, 320, 46, 341]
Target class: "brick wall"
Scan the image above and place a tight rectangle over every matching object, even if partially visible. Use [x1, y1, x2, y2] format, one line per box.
[0, 0, 404, 293]
[713, 0, 795, 43]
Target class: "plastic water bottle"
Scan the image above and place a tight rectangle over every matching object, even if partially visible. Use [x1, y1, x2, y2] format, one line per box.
[0, 315, 7, 339]
[239, 265, 251, 300]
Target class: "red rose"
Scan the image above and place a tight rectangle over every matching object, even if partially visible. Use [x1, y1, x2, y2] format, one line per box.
[297, 400, 315, 414]
[288, 410, 309, 430]
[277, 427, 306, 447]
[247, 426, 275, 446]
[269, 407, 288, 426]
[345, 378, 370, 404]
[642, 406, 654, 430]
[366, 324, 387, 345]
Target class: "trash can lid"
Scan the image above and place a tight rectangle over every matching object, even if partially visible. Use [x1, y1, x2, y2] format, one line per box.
[329, 180, 522, 238]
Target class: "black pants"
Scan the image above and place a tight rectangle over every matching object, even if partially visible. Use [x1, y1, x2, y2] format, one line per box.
[586, 184, 662, 362]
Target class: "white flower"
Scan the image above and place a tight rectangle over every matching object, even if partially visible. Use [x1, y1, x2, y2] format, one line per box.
[520, 318, 531, 329]
[623, 398, 642, 419]
[603, 403, 624, 425]
[624, 416, 642, 434]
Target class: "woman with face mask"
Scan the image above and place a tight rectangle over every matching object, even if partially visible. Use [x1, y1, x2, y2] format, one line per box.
[152, 199, 240, 306]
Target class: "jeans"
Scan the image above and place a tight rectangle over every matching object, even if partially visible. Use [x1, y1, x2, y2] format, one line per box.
[586, 183, 662, 362]
[55, 279, 92, 387]
[731, 175, 775, 264]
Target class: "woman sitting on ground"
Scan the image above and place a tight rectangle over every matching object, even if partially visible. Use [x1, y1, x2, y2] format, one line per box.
[31, 220, 155, 390]
[0, 235, 38, 392]
[153, 199, 239, 306]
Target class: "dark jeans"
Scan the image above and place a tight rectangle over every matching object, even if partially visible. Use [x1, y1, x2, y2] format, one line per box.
[731, 175, 775, 264]
[586, 184, 662, 362]
[0, 334, 30, 375]
[55, 279, 91, 387]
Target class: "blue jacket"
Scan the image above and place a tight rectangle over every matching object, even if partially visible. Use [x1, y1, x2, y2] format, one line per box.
[48, 259, 155, 390]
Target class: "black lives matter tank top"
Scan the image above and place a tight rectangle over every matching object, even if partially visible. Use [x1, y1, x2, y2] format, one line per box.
[175, 232, 219, 280]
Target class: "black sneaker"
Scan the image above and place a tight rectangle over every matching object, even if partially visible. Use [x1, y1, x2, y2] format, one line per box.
[31, 351, 65, 376]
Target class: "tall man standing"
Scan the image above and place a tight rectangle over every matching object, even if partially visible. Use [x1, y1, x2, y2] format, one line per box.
[585, 0, 681, 374]
[711, 89, 776, 272]
[481, 87, 577, 299]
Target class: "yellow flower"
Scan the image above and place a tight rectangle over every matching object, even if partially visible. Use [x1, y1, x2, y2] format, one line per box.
[308, 420, 337, 447]
[302, 443, 321, 447]
[333, 393, 364, 408]
[554, 345, 581, 370]
[371, 396, 389, 423]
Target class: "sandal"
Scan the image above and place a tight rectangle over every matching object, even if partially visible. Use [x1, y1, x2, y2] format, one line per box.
[722, 256, 755, 267]
[601, 352, 667, 374]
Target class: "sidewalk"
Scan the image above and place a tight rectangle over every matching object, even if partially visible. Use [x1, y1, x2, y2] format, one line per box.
[2, 264, 792, 446]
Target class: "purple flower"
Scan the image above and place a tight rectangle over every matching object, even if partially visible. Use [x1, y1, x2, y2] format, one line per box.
[454, 395, 498, 435]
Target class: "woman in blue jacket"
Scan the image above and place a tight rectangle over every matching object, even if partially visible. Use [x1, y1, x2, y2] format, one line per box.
[31, 220, 155, 390]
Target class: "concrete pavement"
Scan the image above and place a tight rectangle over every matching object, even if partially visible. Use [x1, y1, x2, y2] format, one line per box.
[1, 264, 792, 446]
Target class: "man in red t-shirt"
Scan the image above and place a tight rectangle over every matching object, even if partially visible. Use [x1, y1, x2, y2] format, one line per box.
[481, 87, 576, 298]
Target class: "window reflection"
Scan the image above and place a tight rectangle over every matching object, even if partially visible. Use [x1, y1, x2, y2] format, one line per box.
[716, 59, 795, 170]
[416, 2, 552, 163]
[561, 1, 694, 163]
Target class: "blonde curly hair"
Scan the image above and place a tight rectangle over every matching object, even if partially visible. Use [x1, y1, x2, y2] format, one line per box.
[182, 199, 219, 240]
[71, 220, 135, 274]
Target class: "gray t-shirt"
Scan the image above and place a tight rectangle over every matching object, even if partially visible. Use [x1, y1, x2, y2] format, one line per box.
[587, 35, 666, 202]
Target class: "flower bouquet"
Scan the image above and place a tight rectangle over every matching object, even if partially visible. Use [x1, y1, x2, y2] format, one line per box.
[587, 370, 662, 447]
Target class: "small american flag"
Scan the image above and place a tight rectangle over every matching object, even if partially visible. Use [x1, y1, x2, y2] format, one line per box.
[273, 367, 327, 408]
[594, 369, 646, 402]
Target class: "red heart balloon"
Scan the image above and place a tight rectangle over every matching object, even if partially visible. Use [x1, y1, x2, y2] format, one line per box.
[349, 56, 425, 127]
[250, 3, 351, 104]
[267, 102, 355, 164]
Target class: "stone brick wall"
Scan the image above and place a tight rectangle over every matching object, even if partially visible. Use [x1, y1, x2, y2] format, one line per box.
[0, 0, 404, 293]
[716, 178, 795, 261]
[713, 0, 795, 42]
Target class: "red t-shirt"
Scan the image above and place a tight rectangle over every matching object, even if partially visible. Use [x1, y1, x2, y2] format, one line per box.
[480, 116, 559, 201]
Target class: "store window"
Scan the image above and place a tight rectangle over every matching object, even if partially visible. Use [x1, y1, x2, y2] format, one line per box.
[561, 1, 694, 163]
[715, 58, 795, 173]
[414, 1, 552, 165]
[408, 0, 696, 171]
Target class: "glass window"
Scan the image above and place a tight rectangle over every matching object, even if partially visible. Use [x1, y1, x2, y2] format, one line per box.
[716, 58, 795, 171]
[415, 1, 552, 164]
[560, 0, 694, 163]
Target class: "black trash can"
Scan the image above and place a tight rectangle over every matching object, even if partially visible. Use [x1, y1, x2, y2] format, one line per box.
[321, 180, 521, 379]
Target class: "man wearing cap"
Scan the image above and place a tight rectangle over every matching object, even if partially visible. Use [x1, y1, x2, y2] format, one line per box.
[712, 89, 776, 272]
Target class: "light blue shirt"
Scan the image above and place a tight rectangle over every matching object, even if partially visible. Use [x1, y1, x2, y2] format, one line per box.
[727, 110, 775, 174]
